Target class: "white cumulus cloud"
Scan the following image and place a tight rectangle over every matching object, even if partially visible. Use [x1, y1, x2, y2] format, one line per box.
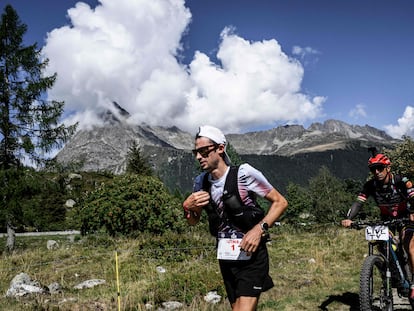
[292, 45, 320, 66]
[384, 106, 414, 138]
[43, 0, 325, 134]
[349, 104, 367, 119]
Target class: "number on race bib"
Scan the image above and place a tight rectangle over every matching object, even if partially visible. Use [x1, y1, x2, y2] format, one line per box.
[217, 237, 251, 260]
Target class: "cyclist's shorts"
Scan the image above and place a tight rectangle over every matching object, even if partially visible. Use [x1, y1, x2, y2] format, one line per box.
[218, 243, 274, 304]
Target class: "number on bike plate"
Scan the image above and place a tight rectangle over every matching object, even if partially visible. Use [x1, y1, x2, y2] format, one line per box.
[365, 225, 389, 241]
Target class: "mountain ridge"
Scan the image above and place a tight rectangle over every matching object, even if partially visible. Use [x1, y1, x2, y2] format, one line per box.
[55, 118, 398, 193]
[227, 119, 396, 156]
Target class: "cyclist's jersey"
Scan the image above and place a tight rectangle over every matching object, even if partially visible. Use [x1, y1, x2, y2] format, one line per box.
[356, 174, 414, 218]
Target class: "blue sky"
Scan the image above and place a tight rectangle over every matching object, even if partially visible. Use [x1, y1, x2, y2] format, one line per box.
[2, 0, 414, 138]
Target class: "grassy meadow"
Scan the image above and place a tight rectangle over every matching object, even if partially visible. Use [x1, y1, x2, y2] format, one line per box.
[0, 225, 368, 311]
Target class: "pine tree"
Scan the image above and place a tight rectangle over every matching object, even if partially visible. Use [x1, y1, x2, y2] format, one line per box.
[125, 141, 152, 176]
[226, 142, 242, 166]
[0, 5, 77, 251]
[308, 166, 354, 223]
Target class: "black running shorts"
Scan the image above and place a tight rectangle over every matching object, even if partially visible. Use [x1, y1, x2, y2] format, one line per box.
[218, 243, 274, 304]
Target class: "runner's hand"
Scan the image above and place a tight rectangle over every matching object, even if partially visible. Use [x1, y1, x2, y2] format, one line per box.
[185, 191, 210, 214]
[240, 224, 262, 254]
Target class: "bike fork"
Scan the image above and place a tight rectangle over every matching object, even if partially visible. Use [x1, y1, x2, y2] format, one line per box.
[384, 243, 395, 303]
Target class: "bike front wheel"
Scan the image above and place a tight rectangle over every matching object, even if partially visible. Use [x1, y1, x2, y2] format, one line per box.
[360, 255, 393, 311]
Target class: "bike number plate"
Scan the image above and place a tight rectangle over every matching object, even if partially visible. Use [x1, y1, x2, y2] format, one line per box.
[365, 225, 389, 241]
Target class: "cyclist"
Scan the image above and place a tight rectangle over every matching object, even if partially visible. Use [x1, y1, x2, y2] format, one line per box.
[341, 151, 414, 306]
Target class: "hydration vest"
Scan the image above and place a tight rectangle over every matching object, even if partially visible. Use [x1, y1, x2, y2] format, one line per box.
[202, 165, 264, 236]
[372, 174, 409, 218]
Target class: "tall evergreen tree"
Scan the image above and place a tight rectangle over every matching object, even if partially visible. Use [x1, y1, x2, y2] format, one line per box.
[284, 182, 313, 223]
[308, 166, 354, 223]
[125, 141, 152, 176]
[226, 142, 242, 166]
[0, 5, 76, 251]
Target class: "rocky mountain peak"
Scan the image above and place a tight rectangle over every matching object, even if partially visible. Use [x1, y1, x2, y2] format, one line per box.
[55, 118, 399, 174]
[97, 101, 131, 126]
[307, 119, 391, 141]
[225, 120, 397, 156]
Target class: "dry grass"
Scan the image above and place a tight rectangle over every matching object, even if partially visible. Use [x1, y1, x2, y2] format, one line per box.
[0, 225, 367, 311]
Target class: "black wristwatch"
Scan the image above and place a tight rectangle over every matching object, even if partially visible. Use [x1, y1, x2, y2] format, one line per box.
[260, 221, 269, 234]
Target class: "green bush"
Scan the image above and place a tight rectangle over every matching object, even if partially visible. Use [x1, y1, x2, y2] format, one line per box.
[0, 168, 69, 232]
[78, 174, 187, 236]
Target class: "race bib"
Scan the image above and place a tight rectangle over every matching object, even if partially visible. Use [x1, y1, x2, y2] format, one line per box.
[217, 232, 251, 260]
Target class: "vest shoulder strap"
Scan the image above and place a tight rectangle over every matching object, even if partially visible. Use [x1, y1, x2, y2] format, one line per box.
[394, 174, 401, 183]
[202, 165, 242, 203]
[201, 172, 210, 192]
[223, 165, 242, 205]
[394, 174, 408, 197]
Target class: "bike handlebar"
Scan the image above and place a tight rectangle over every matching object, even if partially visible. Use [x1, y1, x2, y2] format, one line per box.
[350, 218, 411, 230]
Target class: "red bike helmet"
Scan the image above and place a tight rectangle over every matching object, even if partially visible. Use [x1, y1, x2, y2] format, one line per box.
[368, 153, 391, 167]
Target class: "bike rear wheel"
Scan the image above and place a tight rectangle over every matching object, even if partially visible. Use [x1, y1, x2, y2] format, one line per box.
[360, 255, 393, 311]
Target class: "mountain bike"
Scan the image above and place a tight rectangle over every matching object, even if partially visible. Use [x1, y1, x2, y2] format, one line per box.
[351, 218, 412, 311]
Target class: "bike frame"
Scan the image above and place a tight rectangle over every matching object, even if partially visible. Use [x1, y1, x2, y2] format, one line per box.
[355, 218, 412, 310]
[368, 233, 410, 295]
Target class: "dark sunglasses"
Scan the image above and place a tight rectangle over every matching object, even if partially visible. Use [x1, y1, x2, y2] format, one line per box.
[369, 165, 386, 173]
[192, 144, 218, 157]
